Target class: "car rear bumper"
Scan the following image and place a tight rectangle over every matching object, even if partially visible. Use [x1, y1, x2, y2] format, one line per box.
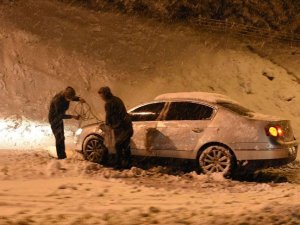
[234, 145, 298, 161]
[237, 157, 297, 171]
[234, 145, 297, 171]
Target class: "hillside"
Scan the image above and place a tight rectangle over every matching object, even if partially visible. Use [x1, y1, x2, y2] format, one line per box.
[67, 0, 300, 33]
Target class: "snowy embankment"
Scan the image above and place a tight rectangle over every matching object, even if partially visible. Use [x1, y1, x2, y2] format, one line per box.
[0, 0, 299, 150]
[0, 150, 300, 225]
[69, 0, 300, 33]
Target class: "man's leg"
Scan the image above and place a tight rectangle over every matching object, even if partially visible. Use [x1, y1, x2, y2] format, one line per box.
[114, 140, 123, 169]
[51, 121, 66, 159]
[123, 138, 132, 169]
[114, 128, 133, 169]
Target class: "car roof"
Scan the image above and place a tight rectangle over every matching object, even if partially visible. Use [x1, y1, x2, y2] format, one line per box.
[154, 92, 238, 104]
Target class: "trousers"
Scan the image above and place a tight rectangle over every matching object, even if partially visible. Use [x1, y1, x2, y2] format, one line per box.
[50, 120, 66, 159]
[115, 136, 131, 166]
[114, 126, 133, 166]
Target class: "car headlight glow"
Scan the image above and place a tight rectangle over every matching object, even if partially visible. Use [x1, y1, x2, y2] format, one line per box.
[75, 128, 83, 136]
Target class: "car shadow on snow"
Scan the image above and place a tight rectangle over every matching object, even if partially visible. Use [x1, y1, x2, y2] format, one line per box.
[231, 171, 289, 183]
[104, 156, 196, 175]
[105, 155, 300, 184]
[232, 160, 300, 184]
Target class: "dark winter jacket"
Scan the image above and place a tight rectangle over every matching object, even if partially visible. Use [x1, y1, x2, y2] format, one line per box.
[48, 92, 80, 124]
[104, 95, 133, 132]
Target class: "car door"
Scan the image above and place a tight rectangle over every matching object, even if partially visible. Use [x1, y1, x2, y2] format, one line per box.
[155, 101, 215, 156]
[129, 102, 166, 156]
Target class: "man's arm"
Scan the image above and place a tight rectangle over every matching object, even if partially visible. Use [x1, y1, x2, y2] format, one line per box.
[62, 114, 73, 119]
[56, 99, 79, 120]
[64, 96, 84, 119]
[72, 96, 85, 103]
[72, 96, 80, 101]
[105, 103, 112, 126]
[51, 98, 65, 121]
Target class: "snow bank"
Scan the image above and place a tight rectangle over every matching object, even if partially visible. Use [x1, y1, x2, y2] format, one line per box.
[0, 150, 300, 224]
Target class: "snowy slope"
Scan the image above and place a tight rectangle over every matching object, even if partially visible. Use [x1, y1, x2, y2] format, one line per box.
[69, 0, 300, 33]
[0, 0, 299, 149]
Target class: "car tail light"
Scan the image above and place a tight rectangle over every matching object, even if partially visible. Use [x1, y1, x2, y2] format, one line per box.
[265, 126, 284, 137]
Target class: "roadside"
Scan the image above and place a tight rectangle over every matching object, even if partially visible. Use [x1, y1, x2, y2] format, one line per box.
[0, 150, 300, 225]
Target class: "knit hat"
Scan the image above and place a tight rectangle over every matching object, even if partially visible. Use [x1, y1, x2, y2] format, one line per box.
[64, 86, 76, 100]
[98, 86, 113, 99]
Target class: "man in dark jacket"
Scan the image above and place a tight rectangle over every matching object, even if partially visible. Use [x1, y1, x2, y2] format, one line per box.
[48, 87, 84, 159]
[98, 86, 133, 169]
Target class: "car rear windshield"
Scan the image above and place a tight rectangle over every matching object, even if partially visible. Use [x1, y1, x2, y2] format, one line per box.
[217, 102, 253, 117]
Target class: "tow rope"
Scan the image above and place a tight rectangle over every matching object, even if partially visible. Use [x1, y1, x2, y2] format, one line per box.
[74, 102, 104, 128]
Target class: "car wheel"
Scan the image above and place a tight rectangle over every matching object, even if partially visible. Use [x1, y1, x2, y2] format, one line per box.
[83, 135, 108, 164]
[199, 145, 235, 177]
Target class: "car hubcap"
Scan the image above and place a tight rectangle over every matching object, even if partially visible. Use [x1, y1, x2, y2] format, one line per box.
[85, 139, 103, 162]
[200, 147, 231, 173]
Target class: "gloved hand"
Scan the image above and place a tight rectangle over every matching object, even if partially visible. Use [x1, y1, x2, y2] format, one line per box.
[99, 123, 110, 131]
[73, 115, 81, 120]
[79, 98, 86, 103]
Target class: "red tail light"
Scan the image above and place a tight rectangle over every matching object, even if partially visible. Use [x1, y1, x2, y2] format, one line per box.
[265, 126, 284, 137]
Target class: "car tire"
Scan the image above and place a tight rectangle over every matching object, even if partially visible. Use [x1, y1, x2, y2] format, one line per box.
[83, 135, 108, 164]
[198, 145, 236, 178]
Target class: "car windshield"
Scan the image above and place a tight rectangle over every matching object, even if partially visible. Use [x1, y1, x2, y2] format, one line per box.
[217, 101, 254, 117]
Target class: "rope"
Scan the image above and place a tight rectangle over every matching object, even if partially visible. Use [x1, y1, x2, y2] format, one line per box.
[74, 102, 104, 128]
[68, 102, 104, 157]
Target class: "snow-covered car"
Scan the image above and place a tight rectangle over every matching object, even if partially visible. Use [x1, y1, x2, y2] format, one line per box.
[74, 92, 298, 176]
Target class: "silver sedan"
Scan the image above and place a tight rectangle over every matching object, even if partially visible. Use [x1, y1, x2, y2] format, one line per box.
[74, 92, 298, 176]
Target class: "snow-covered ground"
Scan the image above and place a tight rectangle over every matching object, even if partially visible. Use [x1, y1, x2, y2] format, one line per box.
[0, 150, 300, 225]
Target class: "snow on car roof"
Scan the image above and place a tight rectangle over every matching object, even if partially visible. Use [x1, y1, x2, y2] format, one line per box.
[155, 92, 238, 104]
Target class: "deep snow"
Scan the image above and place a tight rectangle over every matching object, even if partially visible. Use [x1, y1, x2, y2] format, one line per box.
[0, 150, 300, 225]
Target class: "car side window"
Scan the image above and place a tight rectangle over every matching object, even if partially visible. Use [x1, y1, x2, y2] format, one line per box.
[129, 102, 165, 122]
[165, 102, 213, 121]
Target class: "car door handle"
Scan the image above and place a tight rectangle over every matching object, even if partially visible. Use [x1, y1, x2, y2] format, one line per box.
[192, 128, 204, 133]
